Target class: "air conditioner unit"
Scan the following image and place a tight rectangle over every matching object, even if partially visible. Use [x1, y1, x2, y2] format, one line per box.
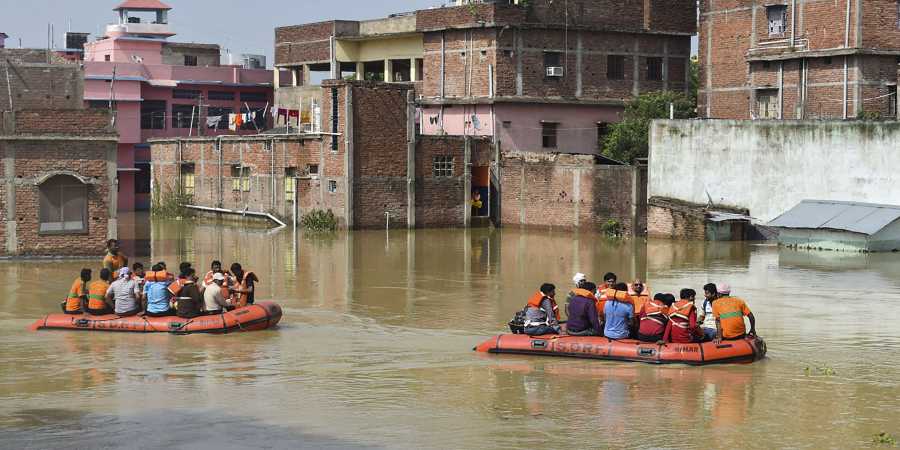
[546, 66, 564, 77]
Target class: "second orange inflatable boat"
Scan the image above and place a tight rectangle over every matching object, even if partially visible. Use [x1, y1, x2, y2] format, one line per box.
[29, 302, 282, 334]
[474, 334, 766, 365]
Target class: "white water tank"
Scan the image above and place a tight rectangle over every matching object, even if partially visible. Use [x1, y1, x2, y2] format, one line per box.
[241, 54, 266, 69]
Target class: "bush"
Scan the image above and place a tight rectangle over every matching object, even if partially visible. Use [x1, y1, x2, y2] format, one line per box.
[602, 91, 696, 164]
[301, 209, 338, 232]
[151, 182, 194, 219]
[600, 219, 623, 238]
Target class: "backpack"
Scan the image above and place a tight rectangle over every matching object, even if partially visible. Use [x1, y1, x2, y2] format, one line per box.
[508, 308, 527, 334]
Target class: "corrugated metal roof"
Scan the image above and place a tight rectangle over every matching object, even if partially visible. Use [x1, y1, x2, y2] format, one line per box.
[768, 200, 900, 235]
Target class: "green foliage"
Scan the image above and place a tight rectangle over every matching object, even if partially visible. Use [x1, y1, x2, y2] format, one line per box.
[600, 219, 623, 238]
[689, 56, 700, 105]
[803, 365, 836, 376]
[858, 110, 884, 121]
[601, 91, 696, 164]
[301, 209, 338, 232]
[872, 432, 897, 446]
[151, 181, 194, 219]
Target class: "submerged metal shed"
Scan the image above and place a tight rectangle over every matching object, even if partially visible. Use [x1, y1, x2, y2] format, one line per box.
[768, 200, 900, 252]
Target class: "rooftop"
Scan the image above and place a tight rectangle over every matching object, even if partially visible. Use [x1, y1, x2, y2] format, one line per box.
[114, 0, 172, 11]
[768, 200, 900, 235]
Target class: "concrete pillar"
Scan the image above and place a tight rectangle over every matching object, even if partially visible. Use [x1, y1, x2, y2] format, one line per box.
[406, 90, 416, 228]
[464, 136, 472, 227]
[410, 57, 418, 82]
[292, 68, 299, 87]
[344, 86, 354, 228]
[356, 62, 364, 81]
[662, 40, 669, 91]
[273, 68, 280, 89]
[302, 65, 311, 86]
[384, 59, 391, 82]
[107, 142, 118, 240]
[575, 31, 583, 97]
[632, 40, 640, 96]
[515, 30, 523, 96]
[3, 142, 15, 255]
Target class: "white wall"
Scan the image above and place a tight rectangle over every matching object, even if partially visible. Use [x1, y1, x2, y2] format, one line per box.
[649, 120, 900, 223]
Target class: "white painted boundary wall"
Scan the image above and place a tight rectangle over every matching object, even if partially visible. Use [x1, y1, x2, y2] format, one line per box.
[649, 120, 900, 223]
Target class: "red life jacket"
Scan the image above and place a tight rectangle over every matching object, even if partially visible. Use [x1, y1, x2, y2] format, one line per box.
[640, 299, 669, 326]
[668, 300, 696, 328]
[526, 291, 560, 322]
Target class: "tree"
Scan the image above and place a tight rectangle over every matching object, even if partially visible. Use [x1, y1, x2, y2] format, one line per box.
[601, 91, 696, 164]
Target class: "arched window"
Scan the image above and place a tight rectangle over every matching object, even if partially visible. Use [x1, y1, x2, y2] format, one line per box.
[39, 174, 88, 234]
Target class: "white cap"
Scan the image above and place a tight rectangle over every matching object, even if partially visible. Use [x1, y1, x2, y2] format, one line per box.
[718, 283, 731, 295]
[212, 273, 226, 281]
[572, 273, 587, 284]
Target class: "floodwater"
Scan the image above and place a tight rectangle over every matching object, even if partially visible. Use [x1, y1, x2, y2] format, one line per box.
[2, 215, 900, 449]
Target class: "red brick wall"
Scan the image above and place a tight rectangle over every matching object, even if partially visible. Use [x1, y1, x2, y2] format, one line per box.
[0, 62, 85, 111]
[14, 110, 114, 135]
[2, 140, 113, 256]
[499, 153, 635, 232]
[647, 204, 706, 240]
[275, 21, 360, 66]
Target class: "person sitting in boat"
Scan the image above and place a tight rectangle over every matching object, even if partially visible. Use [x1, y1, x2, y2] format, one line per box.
[106, 267, 142, 317]
[601, 283, 634, 340]
[203, 273, 229, 314]
[102, 239, 128, 273]
[565, 281, 601, 336]
[698, 283, 720, 342]
[62, 268, 92, 314]
[202, 260, 224, 289]
[628, 280, 651, 336]
[711, 284, 756, 343]
[144, 263, 175, 317]
[565, 272, 589, 310]
[597, 272, 617, 298]
[85, 268, 114, 315]
[230, 263, 258, 307]
[176, 268, 204, 319]
[637, 293, 670, 342]
[523, 283, 561, 336]
[664, 288, 704, 343]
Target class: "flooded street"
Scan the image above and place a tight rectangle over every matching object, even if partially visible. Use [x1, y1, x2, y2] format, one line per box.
[2, 215, 900, 449]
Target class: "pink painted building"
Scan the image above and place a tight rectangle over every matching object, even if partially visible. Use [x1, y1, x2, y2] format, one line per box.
[83, 0, 273, 211]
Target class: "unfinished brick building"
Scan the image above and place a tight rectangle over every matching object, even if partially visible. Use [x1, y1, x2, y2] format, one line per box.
[0, 49, 118, 256]
[700, 0, 900, 120]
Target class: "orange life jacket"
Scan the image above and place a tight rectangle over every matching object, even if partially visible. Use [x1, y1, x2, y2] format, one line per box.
[640, 299, 669, 325]
[144, 271, 174, 282]
[526, 292, 561, 322]
[204, 270, 232, 299]
[87, 280, 110, 311]
[65, 278, 86, 312]
[232, 271, 257, 308]
[631, 294, 650, 319]
[103, 253, 128, 272]
[668, 300, 695, 329]
[600, 289, 632, 314]
[168, 277, 188, 297]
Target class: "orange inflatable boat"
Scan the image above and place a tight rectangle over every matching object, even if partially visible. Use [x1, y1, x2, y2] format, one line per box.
[28, 302, 282, 334]
[474, 334, 766, 365]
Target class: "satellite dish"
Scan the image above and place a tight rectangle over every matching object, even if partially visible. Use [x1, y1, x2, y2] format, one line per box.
[131, 55, 143, 63]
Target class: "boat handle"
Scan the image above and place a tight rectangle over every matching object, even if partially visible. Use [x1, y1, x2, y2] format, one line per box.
[716, 344, 733, 349]
[638, 347, 656, 356]
[75, 319, 90, 328]
[531, 340, 547, 349]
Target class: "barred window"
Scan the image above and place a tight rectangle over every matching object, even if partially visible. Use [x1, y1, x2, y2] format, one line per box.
[173, 89, 201, 100]
[140, 100, 166, 130]
[285, 167, 297, 202]
[39, 175, 87, 234]
[172, 104, 198, 129]
[207, 91, 235, 101]
[180, 164, 195, 195]
[433, 155, 453, 177]
[541, 122, 558, 149]
[328, 180, 338, 193]
[207, 107, 232, 130]
[646, 57, 663, 81]
[607, 55, 625, 80]
[240, 91, 268, 103]
[231, 165, 251, 192]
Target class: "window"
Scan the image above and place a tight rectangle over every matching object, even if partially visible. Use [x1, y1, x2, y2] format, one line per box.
[39, 175, 87, 234]
[767, 5, 787, 36]
[756, 89, 779, 119]
[889, 85, 898, 118]
[307, 164, 319, 176]
[240, 92, 268, 103]
[88, 100, 114, 110]
[544, 51, 562, 76]
[172, 89, 201, 100]
[184, 55, 198, 66]
[207, 91, 235, 101]
[597, 122, 610, 149]
[104, 55, 111, 62]
[140, 100, 166, 130]
[433, 156, 454, 177]
[328, 180, 338, 193]
[646, 57, 663, 81]
[607, 55, 625, 80]
[231, 165, 251, 192]
[207, 107, 232, 130]
[172, 104, 198, 129]
[180, 164, 195, 195]
[541, 122, 558, 149]
[285, 167, 297, 202]
[416, 58, 424, 81]
[134, 163, 151, 194]
[824, 56, 832, 65]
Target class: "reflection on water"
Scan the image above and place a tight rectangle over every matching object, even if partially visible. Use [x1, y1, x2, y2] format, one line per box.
[1, 216, 900, 449]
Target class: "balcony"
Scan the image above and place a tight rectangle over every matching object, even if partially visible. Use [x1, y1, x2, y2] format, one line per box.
[106, 23, 175, 37]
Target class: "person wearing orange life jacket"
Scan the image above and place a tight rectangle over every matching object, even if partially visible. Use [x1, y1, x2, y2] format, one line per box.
[167, 262, 193, 302]
[596, 272, 618, 299]
[628, 280, 651, 338]
[61, 268, 92, 314]
[711, 283, 756, 343]
[102, 239, 128, 273]
[565, 272, 589, 310]
[637, 293, 672, 342]
[85, 268, 114, 315]
[144, 263, 175, 317]
[601, 283, 634, 340]
[230, 263, 258, 308]
[524, 283, 561, 336]
[664, 288, 704, 343]
[565, 281, 602, 336]
[201, 260, 231, 298]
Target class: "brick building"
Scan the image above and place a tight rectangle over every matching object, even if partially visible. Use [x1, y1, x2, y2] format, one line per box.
[150, 81, 492, 229]
[0, 50, 118, 256]
[700, 0, 900, 120]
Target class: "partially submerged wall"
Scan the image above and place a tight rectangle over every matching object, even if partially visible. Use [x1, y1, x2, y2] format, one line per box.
[650, 120, 900, 223]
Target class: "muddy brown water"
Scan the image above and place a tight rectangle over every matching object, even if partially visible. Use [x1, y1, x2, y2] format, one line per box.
[1, 215, 899, 449]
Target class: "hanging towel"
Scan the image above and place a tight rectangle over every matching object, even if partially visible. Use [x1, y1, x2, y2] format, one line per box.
[206, 116, 222, 128]
[228, 113, 240, 131]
